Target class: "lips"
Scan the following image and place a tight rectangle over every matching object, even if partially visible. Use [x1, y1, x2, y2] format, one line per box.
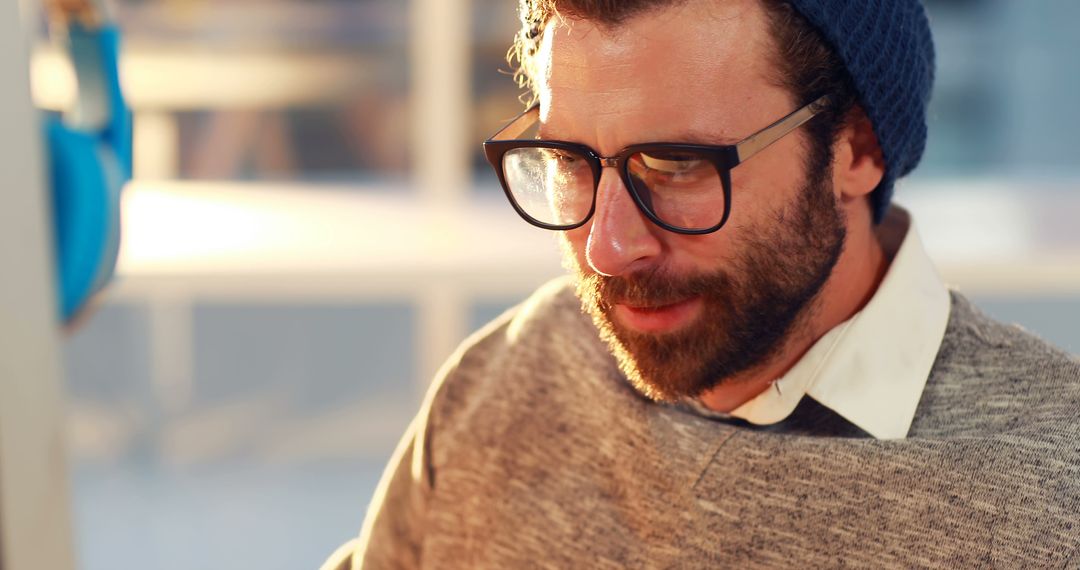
[612, 296, 703, 334]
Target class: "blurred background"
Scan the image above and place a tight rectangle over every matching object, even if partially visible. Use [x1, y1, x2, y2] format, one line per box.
[27, 0, 1080, 568]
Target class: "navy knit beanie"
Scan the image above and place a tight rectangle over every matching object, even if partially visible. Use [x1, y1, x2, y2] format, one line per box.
[785, 0, 936, 222]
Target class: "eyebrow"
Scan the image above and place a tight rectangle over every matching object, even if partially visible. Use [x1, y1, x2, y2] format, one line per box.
[670, 131, 741, 146]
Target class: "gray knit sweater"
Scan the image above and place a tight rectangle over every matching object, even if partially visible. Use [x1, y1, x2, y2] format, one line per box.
[326, 278, 1080, 569]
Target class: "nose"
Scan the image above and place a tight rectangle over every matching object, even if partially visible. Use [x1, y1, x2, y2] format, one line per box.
[585, 168, 663, 276]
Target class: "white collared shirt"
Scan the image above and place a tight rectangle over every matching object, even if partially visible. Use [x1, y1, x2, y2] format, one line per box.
[693, 206, 951, 440]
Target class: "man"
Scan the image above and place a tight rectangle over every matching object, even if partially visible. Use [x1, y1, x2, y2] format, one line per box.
[325, 0, 1080, 567]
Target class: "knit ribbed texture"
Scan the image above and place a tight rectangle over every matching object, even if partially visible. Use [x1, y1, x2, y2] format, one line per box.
[324, 279, 1080, 569]
[787, 0, 936, 222]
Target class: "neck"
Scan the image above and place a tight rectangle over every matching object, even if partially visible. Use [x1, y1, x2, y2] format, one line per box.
[697, 210, 889, 413]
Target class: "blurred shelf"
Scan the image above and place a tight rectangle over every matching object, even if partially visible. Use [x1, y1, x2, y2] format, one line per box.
[107, 179, 1080, 301]
[111, 180, 564, 301]
[33, 45, 391, 111]
[114, 1, 409, 49]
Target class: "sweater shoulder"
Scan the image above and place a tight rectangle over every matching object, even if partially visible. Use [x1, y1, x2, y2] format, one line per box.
[441, 275, 597, 389]
[420, 277, 620, 445]
[913, 291, 1080, 436]
[936, 291, 1079, 376]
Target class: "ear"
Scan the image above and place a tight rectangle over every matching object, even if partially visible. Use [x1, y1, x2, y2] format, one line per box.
[831, 108, 885, 202]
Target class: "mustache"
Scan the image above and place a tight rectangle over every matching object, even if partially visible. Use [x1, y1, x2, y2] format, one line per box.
[577, 267, 732, 310]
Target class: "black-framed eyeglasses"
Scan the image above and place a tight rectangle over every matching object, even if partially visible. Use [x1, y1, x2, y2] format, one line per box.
[482, 95, 830, 235]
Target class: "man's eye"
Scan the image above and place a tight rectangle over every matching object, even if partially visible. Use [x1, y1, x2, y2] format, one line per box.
[637, 153, 706, 174]
[545, 149, 580, 163]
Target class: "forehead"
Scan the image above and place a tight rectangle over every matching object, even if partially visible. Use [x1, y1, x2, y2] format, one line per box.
[535, 0, 788, 145]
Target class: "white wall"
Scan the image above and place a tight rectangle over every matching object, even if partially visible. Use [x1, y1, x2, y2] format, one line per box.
[0, 1, 75, 569]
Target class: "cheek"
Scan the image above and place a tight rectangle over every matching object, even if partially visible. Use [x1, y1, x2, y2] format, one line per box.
[728, 136, 810, 222]
[559, 227, 590, 269]
[666, 232, 737, 273]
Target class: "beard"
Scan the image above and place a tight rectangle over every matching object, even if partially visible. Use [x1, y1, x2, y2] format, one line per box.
[565, 172, 847, 402]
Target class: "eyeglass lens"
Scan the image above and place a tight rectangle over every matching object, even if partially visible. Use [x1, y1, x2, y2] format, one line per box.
[502, 147, 727, 231]
[503, 147, 594, 227]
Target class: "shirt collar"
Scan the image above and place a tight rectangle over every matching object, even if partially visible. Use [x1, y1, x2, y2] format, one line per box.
[722, 206, 952, 439]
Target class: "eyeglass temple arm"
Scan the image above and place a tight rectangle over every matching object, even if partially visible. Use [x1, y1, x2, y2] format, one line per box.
[734, 95, 830, 164]
[489, 104, 541, 141]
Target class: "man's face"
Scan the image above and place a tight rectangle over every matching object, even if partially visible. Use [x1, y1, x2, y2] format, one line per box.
[536, 0, 847, 401]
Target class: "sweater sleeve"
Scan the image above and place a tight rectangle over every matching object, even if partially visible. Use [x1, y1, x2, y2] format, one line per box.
[319, 287, 543, 570]
[320, 408, 435, 570]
